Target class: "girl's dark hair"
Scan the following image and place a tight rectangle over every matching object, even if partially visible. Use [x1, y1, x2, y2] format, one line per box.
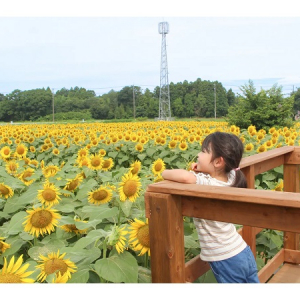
[201, 132, 247, 188]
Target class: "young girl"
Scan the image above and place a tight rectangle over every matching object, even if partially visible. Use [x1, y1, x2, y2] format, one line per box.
[161, 132, 260, 283]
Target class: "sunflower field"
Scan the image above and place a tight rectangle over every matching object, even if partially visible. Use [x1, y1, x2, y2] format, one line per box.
[0, 120, 300, 283]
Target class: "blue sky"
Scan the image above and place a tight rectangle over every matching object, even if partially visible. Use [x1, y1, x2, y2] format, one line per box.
[1, 1, 300, 97]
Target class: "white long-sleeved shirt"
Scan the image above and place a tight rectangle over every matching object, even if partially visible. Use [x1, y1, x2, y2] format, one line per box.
[190, 170, 247, 262]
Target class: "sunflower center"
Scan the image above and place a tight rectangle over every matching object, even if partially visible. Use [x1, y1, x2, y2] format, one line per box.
[66, 224, 77, 231]
[102, 161, 110, 169]
[3, 148, 10, 155]
[66, 179, 79, 191]
[17, 147, 25, 155]
[123, 180, 138, 197]
[30, 210, 53, 228]
[0, 274, 22, 283]
[0, 184, 9, 195]
[154, 163, 163, 172]
[23, 170, 33, 179]
[44, 258, 68, 276]
[93, 190, 108, 201]
[91, 157, 101, 167]
[131, 167, 139, 175]
[42, 188, 56, 202]
[137, 225, 150, 247]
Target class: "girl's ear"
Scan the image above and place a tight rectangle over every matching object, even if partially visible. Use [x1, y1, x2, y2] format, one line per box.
[214, 157, 225, 168]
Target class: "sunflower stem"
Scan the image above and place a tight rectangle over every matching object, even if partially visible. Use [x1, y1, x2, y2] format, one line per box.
[144, 252, 148, 268]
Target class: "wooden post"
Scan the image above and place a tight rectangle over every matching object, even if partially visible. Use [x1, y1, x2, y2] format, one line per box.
[283, 161, 300, 250]
[242, 165, 257, 256]
[145, 192, 185, 283]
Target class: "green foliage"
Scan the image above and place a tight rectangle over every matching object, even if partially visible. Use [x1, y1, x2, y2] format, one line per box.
[37, 110, 92, 122]
[227, 80, 294, 130]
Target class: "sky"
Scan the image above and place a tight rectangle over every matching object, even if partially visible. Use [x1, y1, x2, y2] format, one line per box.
[1, 1, 300, 97]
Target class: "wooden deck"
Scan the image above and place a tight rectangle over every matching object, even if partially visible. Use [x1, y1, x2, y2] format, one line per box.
[145, 146, 300, 283]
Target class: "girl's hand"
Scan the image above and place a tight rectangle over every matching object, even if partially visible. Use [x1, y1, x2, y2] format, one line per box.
[191, 163, 200, 173]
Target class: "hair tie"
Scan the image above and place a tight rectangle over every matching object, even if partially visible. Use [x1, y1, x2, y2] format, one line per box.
[234, 167, 240, 171]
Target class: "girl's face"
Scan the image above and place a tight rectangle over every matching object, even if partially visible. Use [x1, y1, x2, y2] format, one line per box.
[196, 147, 215, 174]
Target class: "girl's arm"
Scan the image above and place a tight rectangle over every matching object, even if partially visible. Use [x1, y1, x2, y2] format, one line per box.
[161, 169, 197, 184]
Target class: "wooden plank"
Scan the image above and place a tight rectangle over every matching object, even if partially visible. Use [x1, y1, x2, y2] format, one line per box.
[185, 255, 210, 283]
[146, 181, 300, 209]
[284, 146, 300, 164]
[180, 196, 300, 233]
[240, 146, 294, 169]
[258, 249, 284, 283]
[284, 249, 300, 264]
[145, 192, 186, 283]
[268, 263, 300, 283]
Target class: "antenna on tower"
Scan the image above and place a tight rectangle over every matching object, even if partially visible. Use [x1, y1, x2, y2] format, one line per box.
[158, 22, 171, 120]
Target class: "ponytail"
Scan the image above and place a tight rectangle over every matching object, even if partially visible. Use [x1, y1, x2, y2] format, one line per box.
[231, 169, 247, 188]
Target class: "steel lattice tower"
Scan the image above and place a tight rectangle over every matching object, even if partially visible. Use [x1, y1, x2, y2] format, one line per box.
[158, 22, 171, 120]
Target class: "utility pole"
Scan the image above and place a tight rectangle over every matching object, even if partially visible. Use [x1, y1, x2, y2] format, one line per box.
[133, 85, 136, 119]
[214, 83, 216, 119]
[51, 88, 55, 122]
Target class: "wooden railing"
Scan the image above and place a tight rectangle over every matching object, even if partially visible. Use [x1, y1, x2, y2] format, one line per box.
[144, 146, 300, 283]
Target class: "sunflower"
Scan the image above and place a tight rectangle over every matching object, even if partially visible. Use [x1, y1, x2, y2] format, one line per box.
[36, 250, 77, 282]
[37, 182, 62, 207]
[151, 158, 166, 175]
[89, 154, 103, 170]
[0, 237, 11, 254]
[118, 172, 142, 202]
[78, 147, 89, 157]
[42, 165, 60, 178]
[135, 143, 144, 152]
[78, 156, 90, 168]
[98, 149, 106, 157]
[245, 143, 254, 152]
[23, 206, 61, 237]
[179, 141, 188, 151]
[52, 271, 69, 283]
[29, 146, 36, 153]
[88, 185, 113, 205]
[101, 158, 114, 171]
[18, 168, 35, 186]
[52, 148, 60, 155]
[154, 174, 164, 183]
[15, 143, 28, 158]
[4, 160, 19, 175]
[0, 183, 14, 199]
[273, 180, 284, 191]
[257, 144, 267, 153]
[128, 218, 150, 256]
[63, 174, 83, 195]
[61, 217, 88, 235]
[107, 225, 128, 254]
[168, 140, 177, 149]
[0, 146, 12, 160]
[0, 255, 35, 283]
[129, 160, 141, 175]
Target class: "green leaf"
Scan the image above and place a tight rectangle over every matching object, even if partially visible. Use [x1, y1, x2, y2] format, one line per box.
[119, 199, 133, 217]
[184, 235, 199, 248]
[6, 211, 27, 235]
[94, 251, 138, 283]
[68, 268, 90, 283]
[60, 247, 101, 265]
[146, 148, 156, 157]
[28, 242, 65, 260]
[108, 151, 119, 159]
[138, 266, 152, 283]
[82, 204, 118, 220]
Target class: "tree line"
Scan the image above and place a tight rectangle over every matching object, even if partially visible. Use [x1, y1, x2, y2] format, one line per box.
[0, 78, 299, 130]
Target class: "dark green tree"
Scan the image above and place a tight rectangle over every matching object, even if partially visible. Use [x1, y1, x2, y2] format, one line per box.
[227, 80, 294, 130]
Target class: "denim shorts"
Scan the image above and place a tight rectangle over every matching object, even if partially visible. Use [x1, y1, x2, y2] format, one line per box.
[209, 246, 260, 283]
